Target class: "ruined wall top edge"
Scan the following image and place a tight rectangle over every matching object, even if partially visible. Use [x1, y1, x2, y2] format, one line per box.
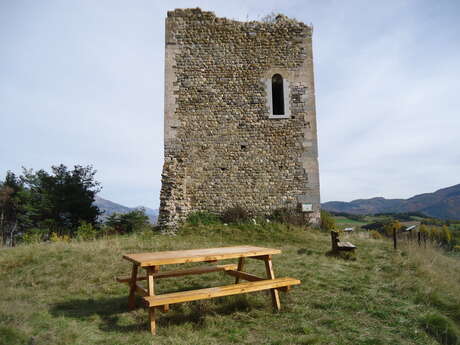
[167, 7, 312, 32]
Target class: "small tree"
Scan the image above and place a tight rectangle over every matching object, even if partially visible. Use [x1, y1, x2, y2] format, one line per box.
[21, 164, 102, 235]
[419, 224, 429, 235]
[384, 220, 401, 237]
[441, 225, 453, 249]
[320, 210, 335, 231]
[0, 171, 34, 246]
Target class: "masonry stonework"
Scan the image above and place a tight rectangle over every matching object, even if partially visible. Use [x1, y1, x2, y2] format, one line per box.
[159, 8, 320, 230]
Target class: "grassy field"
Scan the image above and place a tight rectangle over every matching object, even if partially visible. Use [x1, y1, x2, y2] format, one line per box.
[332, 216, 368, 227]
[1, 223, 460, 345]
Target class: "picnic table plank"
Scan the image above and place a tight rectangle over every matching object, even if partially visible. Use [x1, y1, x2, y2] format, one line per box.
[123, 245, 281, 266]
[144, 277, 300, 306]
[117, 264, 238, 283]
[226, 270, 264, 282]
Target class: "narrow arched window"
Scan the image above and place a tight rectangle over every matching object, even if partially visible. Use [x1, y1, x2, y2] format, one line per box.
[272, 74, 285, 115]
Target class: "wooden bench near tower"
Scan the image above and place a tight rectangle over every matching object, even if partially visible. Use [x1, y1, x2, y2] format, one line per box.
[331, 230, 356, 253]
[117, 246, 300, 335]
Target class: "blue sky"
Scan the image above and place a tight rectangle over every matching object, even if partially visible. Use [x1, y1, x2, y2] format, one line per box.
[1, 0, 459, 209]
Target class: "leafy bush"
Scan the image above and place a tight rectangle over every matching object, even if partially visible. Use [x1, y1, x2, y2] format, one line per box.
[50, 232, 70, 243]
[99, 224, 117, 236]
[220, 206, 251, 224]
[105, 209, 150, 234]
[270, 207, 305, 226]
[369, 230, 382, 239]
[442, 226, 453, 247]
[187, 211, 221, 226]
[76, 221, 97, 240]
[419, 313, 460, 345]
[21, 228, 47, 244]
[384, 221, 402, 237]
[419, 225, 454, 248]
[320, 210, 335, 231]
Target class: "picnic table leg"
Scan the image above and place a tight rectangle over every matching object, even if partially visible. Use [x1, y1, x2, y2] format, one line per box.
[149, 307, 156, 335]
[235, 257, 245, 284]
[128, 263, 138, 310]
[147, 266, 158, 335]
[264, 255, 281, 311]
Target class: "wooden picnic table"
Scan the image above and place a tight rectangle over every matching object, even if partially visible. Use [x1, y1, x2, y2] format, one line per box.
[118, 245, 300, 335]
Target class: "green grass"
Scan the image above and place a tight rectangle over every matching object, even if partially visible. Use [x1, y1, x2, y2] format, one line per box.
[1, 223, 460, 345]
[333, 216, 368, 226]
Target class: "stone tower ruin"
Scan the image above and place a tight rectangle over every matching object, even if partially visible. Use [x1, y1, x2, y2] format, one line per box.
[159, 8, 320, 230]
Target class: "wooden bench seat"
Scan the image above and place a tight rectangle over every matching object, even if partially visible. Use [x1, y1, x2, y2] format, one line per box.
[144, 277, 300, 307]
[331, 231, 356, 253]
[337, 242, 356, 250]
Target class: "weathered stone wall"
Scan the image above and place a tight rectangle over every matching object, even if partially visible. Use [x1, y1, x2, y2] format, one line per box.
[159, 8, 320, 230]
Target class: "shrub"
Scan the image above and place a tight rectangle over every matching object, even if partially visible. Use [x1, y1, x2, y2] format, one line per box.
[76, 221, 97, 240]
[21, 228, 46, 244]
[105, 209, 150, 234]
[369, 230, 382, 239]
[187, 211, 221, 226]
[320, 210, 335, 231]
[384, 221, 402, 237]
[270, 207, 305, 226]
[50, 232, 70, 243]
[221, 206, 251, 224]
[99, 224, 117, 237]
[419, 313, 460, 345]
[420, 224, 429, 235]
[442, 226, 453, 247]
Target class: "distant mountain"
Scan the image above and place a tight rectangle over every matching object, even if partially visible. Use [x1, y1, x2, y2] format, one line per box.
[322, 184, 460, 220]
[93, 196, 158, 223]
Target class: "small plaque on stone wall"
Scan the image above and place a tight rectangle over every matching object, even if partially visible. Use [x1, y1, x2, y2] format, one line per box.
[301, 203, 313, 212]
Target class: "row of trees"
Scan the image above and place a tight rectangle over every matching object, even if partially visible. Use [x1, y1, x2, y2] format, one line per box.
[0, 165, 101, 245]
[0, 165, 151, 246]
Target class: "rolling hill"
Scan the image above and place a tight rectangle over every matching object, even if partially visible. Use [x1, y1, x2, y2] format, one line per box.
[93, 196, 158, 223]
[322, 184, 460, 220]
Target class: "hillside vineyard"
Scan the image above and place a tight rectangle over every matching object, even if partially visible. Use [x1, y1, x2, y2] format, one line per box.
[159, 8, 320, 230]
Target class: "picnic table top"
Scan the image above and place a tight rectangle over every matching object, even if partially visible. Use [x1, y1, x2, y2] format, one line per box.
[123, 245, 281, 267]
